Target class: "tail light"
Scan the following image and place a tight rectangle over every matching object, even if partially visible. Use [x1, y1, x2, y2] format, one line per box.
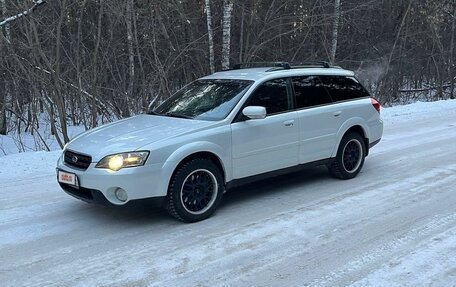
[371, 98, 381, 113]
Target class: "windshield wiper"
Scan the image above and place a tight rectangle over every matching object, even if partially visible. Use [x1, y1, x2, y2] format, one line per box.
[147, 111, 191, 119]
[164, 112, 192, 119]
[147, 110, 162, 116]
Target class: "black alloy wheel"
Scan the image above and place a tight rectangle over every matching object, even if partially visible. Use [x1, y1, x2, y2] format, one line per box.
[180, 169, 218, 215]
[166, 158, 223, 222]
[328, 132, 366, 180]
[342, 139, 363, 173]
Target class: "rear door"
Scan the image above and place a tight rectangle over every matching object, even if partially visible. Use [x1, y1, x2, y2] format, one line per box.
[231, 78, 299, 179]
[318, 75, 371, 125]
[292, 75, 340, 163]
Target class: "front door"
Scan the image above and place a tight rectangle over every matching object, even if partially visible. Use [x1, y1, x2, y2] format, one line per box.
[231, 78, 299, 179]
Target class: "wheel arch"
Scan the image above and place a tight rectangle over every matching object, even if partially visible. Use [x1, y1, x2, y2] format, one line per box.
[172, 151, 226, 183]
[158, 142, 229, 197]
[332, 120, 370, 157]
[164, 149, 226, 222]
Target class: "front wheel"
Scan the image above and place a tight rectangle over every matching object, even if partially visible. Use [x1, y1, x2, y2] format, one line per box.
[328, 132, 366, 180]
[166, 158, 224, 222]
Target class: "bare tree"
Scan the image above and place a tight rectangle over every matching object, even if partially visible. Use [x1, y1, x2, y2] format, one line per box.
[205, 0, 215, 73]
[449, 0, 456, 99]
[0, 0, 10, 42]
[221, 0, 233, 70]
[0, 0, 8, 134]
[2, 0, 456, 152]
[330, 0, 341, 64]
[0, 0, 46, 27]
[126, 0, 135, 108]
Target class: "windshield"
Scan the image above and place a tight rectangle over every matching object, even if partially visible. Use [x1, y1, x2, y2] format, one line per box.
[152, 79, 252, 121]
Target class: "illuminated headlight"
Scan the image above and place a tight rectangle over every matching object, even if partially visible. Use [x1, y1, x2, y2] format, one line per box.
[95, 151, 149, 171]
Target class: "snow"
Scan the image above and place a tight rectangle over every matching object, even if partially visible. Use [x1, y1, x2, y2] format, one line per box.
[0, 151, 60, 182]
[382, 99, 456, 125]
[0, 114, 85, 155]
[349, 227, 456, 287]
[0, 99, 456, 286]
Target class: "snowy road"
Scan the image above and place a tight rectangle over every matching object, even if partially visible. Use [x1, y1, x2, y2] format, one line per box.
[1, 101, 456, 287]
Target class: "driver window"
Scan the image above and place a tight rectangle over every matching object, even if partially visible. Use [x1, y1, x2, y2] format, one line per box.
[247, 79, 290, 115]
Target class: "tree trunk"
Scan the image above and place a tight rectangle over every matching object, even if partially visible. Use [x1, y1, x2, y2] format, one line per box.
[0, 0, 10, 42]
[0, 0, 46, 27]
[205, 0, 215, 73]
[54, 0, 70, 145]
[449, 0, 456, 99]
[330, 0, 341, 64]
[76, 0, 88, 129]
[221, 0, 233, 70]
[132, 3, 146, 110]
[0, 91, 6, 135]
[0, 0, 7, 134]
[239, 6, 245, 63]
[90, 0, 103, 128]
[126, 0, 135, 115]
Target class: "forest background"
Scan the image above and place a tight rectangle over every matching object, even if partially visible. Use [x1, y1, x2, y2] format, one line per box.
[1, 0, 455, 149]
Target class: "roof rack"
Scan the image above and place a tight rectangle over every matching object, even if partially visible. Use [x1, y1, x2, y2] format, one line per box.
[291, 61, 331, 68]
[231, 62, 291, 70]
[229, 61, 337, 72]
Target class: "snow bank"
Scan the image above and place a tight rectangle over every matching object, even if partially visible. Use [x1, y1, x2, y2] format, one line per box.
[0, 151, 61, 181]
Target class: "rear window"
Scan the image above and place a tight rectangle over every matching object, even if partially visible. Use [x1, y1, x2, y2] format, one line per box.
[319, 76, 370, 102]
[292, 76, 333, 108]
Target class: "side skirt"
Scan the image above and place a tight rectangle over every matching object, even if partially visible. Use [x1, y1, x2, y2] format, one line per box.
[226, 158, 333, 190]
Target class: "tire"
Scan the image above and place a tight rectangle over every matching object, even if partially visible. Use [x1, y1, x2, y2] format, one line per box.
[166, 158, 224, 223]
[328, 132, 366, 180]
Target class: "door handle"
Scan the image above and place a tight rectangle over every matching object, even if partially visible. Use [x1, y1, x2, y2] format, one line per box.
[333, 111, 342, 117]
[283, 120, 295, 127]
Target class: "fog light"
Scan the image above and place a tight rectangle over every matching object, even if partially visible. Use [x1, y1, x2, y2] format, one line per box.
[115, 188, 128, 202]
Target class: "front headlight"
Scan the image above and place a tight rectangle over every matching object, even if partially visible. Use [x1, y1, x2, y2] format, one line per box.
[95, 151, 149, 171]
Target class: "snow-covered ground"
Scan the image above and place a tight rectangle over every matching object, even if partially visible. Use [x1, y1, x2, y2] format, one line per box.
[0, 100, 456, 287]
[0, 117, 85, 155]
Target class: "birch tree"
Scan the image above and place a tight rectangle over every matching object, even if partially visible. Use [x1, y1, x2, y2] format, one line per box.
[221, 0, 233, 70]
[330, 0, 341, 65]
[0, 0, 46, 27]
[205, 0, 215, 74]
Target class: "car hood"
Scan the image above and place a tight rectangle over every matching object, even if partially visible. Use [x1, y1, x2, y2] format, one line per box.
[67, 115, 215, 162]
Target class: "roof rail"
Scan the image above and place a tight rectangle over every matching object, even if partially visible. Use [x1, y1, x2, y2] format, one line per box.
[291, 61, 331, 68]
[231, 62, 291, 70]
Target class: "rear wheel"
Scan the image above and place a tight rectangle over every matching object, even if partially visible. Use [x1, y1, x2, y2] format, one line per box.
[166, 158, 223, 222]
[328, 132, 366, 179]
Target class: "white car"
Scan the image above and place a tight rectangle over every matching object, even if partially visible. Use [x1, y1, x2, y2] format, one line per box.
[57, 62, 383, 222]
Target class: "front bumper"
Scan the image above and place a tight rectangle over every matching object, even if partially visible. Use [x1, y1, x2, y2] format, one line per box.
[56, 153, 168, 205]
[59, 182, 111, 205]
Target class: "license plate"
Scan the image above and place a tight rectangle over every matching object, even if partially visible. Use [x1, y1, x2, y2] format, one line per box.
[58, 170, 79, 187]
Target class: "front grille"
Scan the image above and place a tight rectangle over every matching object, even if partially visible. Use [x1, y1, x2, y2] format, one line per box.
[64, 150, 92, 170]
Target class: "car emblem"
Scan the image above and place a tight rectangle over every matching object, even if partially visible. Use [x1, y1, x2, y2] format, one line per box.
[71, 155, 79, 163]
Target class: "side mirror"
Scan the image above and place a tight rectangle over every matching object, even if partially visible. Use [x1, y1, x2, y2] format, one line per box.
[242, 106, 266, 120]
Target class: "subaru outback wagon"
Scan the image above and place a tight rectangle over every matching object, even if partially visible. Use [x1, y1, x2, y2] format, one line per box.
[57, 62, 383, 222]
